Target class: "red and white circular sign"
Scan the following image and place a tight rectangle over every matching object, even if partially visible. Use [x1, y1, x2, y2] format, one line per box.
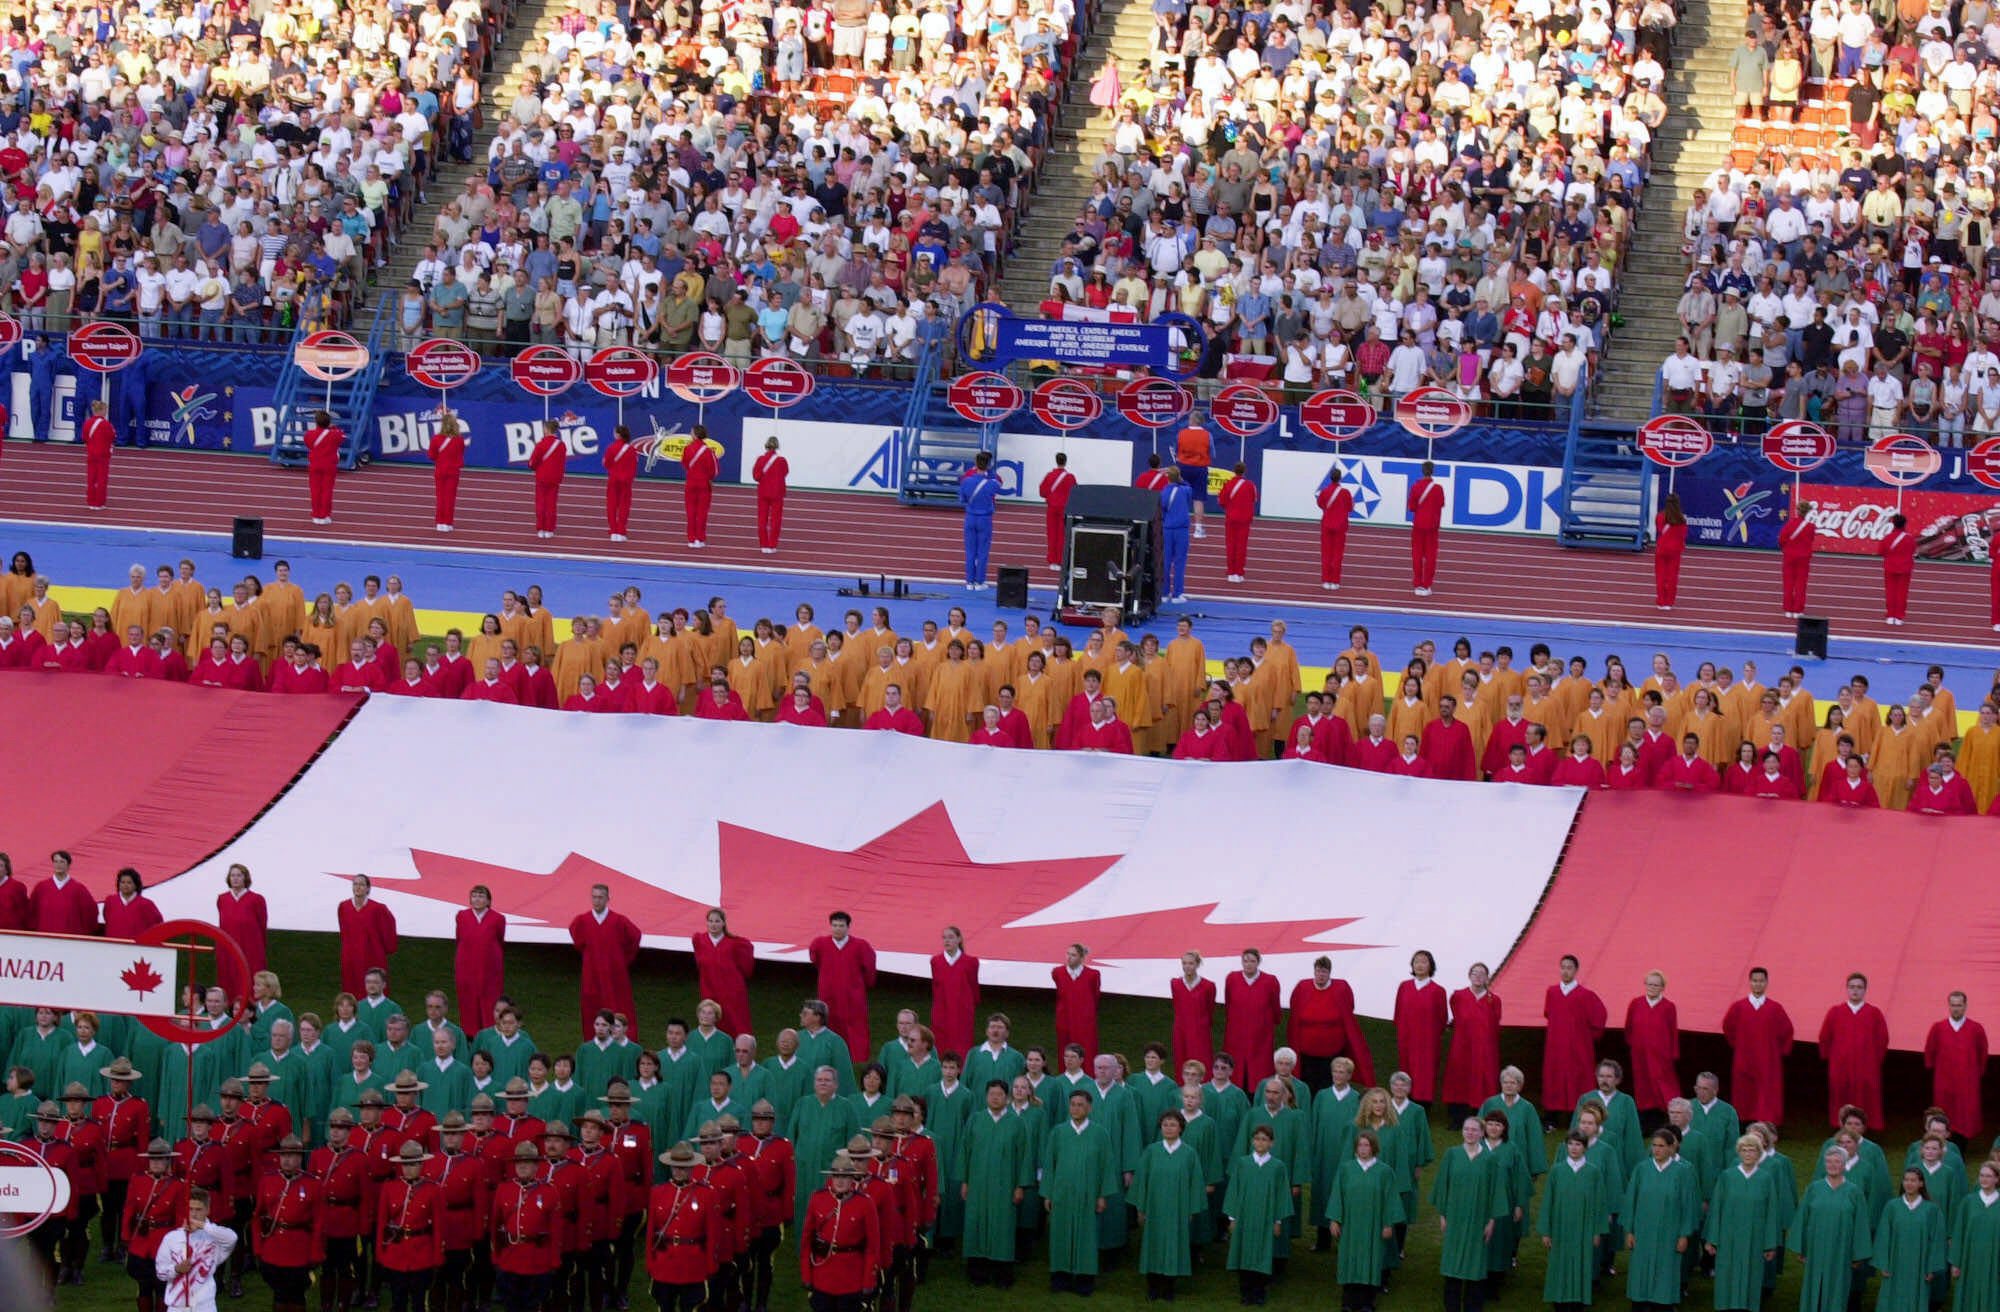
[1393, 386, 1472, 441]
[1636, 414, 1714, 469]
[1115, 376, 1193, 430]
[586, 346, 658, 398]
[1299, 389, 1376, 443]
[1864, 433, 1941, 488]
[1209, 383, 1280, 439]
[0, 312, 23, 353]
[1030, 377, 1103, 432]
[69, 320, 143, 374]
[743, 356, 816, 408]
[666, 352, 740, 404]
[1761, 420, 1837, 475]
[510, 345, 582, 398]
[295, 330, 371, 383]
[0, 1140, 65, 1238]
[946, 371, 1025, 425]
[1966, 437, 2000, 491]
[405, 338, 482, 391]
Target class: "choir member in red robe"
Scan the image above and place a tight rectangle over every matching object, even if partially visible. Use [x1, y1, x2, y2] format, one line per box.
[1747, 755, 1796, 799]
[692, 908, 755, 1037]
[1441, 964, 1501, 1118]
[1719, 969, 1793, 1124]
[216, 864, 267, 999]
[1623, 971, 1680, 1119]
[1052, 944, 1101, 1062]
[0, 855, 27, 930]
[1542, 955, 1607, 1113]
[808, 912, 877, 1062]
[1908, 762, 1978, 815]
[863, 685, 924, 735]
[1657, 735, 1722, 792]
[1289, 957, 1374, 1091]
[928, 927, 979, 1057]
[1389, 736, 1433, 777]
[338, 875, 399, 996]
[1349, 717, 1397, 772]
[1826, 756, 1880, 807]
[696, 675, 752, 722]
[1419, 695, 1477, 781]
[1393, 951, 1449, 1103]
[1066, 698, 1135, 753]
[31, 852, 98, 935]
[1819, 973, 1891, 1128]
[1171, 953, 1217, 1078]
[1173, 711, 1228, 761]
[1223, 951, 1283, 1089]
[569, 883, 642, 1037]
[1922, 992, 1988, 1139]
[454, 886, 507, 1034]
[101, 867, 163, 940]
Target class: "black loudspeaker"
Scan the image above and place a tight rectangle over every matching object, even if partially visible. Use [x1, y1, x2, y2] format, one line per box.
[232, 516, 264, 560]
[1795, 615, 1828, 660]
[1060, 485, 1162, 622]
[1067, 485, 1160, 523]
[995, 566, 1029, 609]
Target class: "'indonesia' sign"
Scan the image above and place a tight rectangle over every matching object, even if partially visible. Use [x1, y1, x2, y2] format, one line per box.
[0, 932, 179, 1017]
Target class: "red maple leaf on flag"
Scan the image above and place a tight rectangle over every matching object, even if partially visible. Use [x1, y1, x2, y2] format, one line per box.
[344, 803, 1369, 964]
[122, 958, 164, 997]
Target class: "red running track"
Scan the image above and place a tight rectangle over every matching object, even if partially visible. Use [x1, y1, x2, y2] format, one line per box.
[1, 444, 1993, 645]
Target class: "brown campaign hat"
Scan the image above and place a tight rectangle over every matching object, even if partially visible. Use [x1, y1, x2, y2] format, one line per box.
[439, 1112, 469, 1131]
[276, 1134, 306, 1154]
[822, 1150, 866, 1178]
[61, 1082, 90, 1101]
[188, 1103, 219, 1123]
[140, 1138, 177, 1160]
[469, 1094, 496, 1113]
[357, 1089, 388, 1108]
[99, 1057, 143, 1081]
[512, 1142, 542, 1162]
[599, 1086, 636, 1105]
[244, 1063, 279, 1084]
[395, 1140, 433, 1164]
[660, 1141, 701, 1168]
[387, 1071, 428, 1094]
[542, 1120, 573, 1141]
[31, 1101, 64, 1121]
[890, 1095, 919, 1114]
[327, 1108, 357, 1127]
[844, 1134, 877, 1159]
[575, 1109, 608, 1129]
[870, 1116, 897, 1135]
[218, 1079, 246, 1099]
[750, 1100, 777, 1119]
[502, 1078, 531, 1098]
[696, 1120, 723, 1142]
[716, 1113, 741, 1134]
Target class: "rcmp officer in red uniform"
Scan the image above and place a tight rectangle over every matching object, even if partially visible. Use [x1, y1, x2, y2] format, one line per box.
[740, 1100, 795, 1312]
[492, 1141, 563, 1312]
[578, 1109, 625, 1311]
[174, 1104, 229, 1198]
[58, 1080, 108, 1285]
[541, 1120, 589, 1304]
[870, 1117, 922, 1312]
[215, 1077, 260, 1297]
[352, 1087, 401, 1305]
[311, 1107, 371, 1312]
[693, 1119, 751, 1312]
[428, 1112, 487, 1312]
[26, 1101, 82, 1291]
[647, 1141, 722, 1312]
[604, 1080, 654, 1305]
[845, 1136, 905, 1312]
[94, 1055, 151, 1263]
[121, 1139, 185, 1312]
[800, 1149, 882, 1312]
[255, 1134, 325, 1312]
[376, 1140, 443, 1312]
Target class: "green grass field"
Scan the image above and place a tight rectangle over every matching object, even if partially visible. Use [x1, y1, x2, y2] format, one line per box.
[37, 929, 1939, 1311]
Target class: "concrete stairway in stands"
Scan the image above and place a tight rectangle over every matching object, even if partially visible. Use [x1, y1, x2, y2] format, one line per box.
[1594, 0, 1743, 419]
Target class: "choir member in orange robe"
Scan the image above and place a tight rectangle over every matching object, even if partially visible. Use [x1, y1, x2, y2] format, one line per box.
[1922, 992, 1988, 1139]
[1385, 677, 1434, 748]
[1541, 956, 1607, 1113]
[1870, 707, 1926, 812]
[692, 908, 755, 1036]
[570, 885, 643, 1037]
[927, 927, 979, 1058]
[1819, 973, 1890, 1128]
[1015, 652, 1061, 749]
[1052, 945, 1101, 1062]
[1223, 952, 1282, 1089]
[1961, 703, 2000, 812]
[1441, 964, 1500, 1118]
[728, 638, 778, 721]
[338, 876, 399, 997]
[1099, 643, 1157, 743]
[808, 913, 877, 1063]
[1623, 971, 1680, 1121]
[924, 641, 979, 743]
[1172, 954, 1217, 1078]
[1393, 952, 1448, 1103]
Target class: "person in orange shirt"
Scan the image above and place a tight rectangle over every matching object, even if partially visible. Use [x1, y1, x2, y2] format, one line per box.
[1174, 421, 1212, 538]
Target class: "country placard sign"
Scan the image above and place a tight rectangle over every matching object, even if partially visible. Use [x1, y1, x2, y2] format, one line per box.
[666, 352, 740, 404]
[68, 321, 143, 374]
[1210, 382, 1280, 439]
[1393, 386, 1472, 440]
[1030, 377, 1102, 432]
[405, 338, 481, 391]
[1116, 376, 1193, 430]
[510, 345, 582, 398]
[294, 330, 371, 383]
[586, 346, 658, 398]
[1762, 420, 1837, 474]
[946, 371, 1025, 425]
[1967, 437, 2000, 491]
[1636, 414, 1714, 468]
[0, 1140, 67, 1238]
[0, 312, 22, 353]
[1299, 389, 1375, 442]
[1864, 433, 1941, 488]
[0, 930, 180, 1017]
[743, 356, 816, 409]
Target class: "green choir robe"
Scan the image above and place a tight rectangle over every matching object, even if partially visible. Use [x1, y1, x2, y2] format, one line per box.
[1817, 1138, 1896, 1219]
[354, 997, 405, 1042]
[1919, 1161, 1969, 1237]
[294, 1042, 340, 1140]
[7, 1024, 71, 1099]
[684, 1097, 746, 1142]
[419, 1058, 475, 1118]
[1308, 1086, 1362, 1227]
[535, 1080, 585, 1127]
[1624, 1156, 1703, 1306]
[1201, 1081, 1251, 1164]
[722, 1063, 772, 1111]
[374, 1041, 422, 1086]
[1224, 1152, 1295, 1275]
[924, 1079, 976, 1239]
[632, 1082, 674, 1180]
[1052, 1072, 1096, 1126]
[793, 1027, 855, 1095]
[123, 1027, 168, 1136]
[154, 1044, 194, 1142]
[1574, 1089, 1644, 1176]
[1906, 1140, 1966, 1176]
[54, 1040, 111, 1099]
[322, 1018, 371, 1068]
[1328, 1156, 1405, 1287]
[876, 1037, 916, 1092]
[1088, 1081, 1144, 1250]
[1180, 1109, 1225, 1244]
[1790, 1178, 1876, 1312]
[654, 1048, 709, 1141]
[1234, 1103, 1309, 1240]
[1949, 1192, 2000, 1312]
[1389, 1099, 1435, 1219]
[1678, 1126, 1718, 1201]
[1131, 1138, 1206, 1277]
[248, 1001, 295, 1055]
[256, 1048, 315, 1136]
[0, 1088, 39, 1137]
[332, 1068, 388, 1112]
[1432, 1144, 1506, 1281]
[1021, 1075, 1065, 1129]
[1127, 1071, 1181, 1145]
[1540, 1157, 1612, 1303]
[573, 1039, 641, 1099]
[190, 1025, 247, 1110]
[960, 1107, 1035, 1262]
[1705, 1163, 1787, 1312]
[1044, 1118, 1120, 1275]
[1875, 1196, 1947, 1312]
[471, 1029, 537, 1088]
[415, 1019, 466, 1060]
[759, 1055, 812, 1123]
[688, 1028, 732, 1081]
[1487, 1136, 1534, 1276]
[1010, 1102, 1048, 1229]
[888, 1054, 940, 1104]
[787, 1095, 863, 1228]
[1691, 1097, 1741, 1164]
[1479, 1093, 1547, 1176]
[962, 1044, 1026, 1098]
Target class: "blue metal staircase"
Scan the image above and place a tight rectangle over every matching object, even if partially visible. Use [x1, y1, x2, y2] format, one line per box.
[268, 299, 394, 470]
[1558, 417, 1650, 550]
[896, 327, 997, 504]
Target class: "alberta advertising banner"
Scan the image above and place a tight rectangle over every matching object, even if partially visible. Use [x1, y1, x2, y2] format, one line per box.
[1259, 448, 1569, 534]
[742, 418, 1134, 502]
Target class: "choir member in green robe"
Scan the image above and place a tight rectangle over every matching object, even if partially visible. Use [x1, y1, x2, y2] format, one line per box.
[787, 1065, 862, 1229]
[8, 1008, 72, 1102]
[1389, 1075, 1435, 1256]
[889, 1034, 940, 1104]
[574, 1012, 641, 1098]
[961, 1079, 1035, 1286]
[1328, 1129, 1406, 1310]
[354, 972, 403, 1042]
[1271, 1050, 1313, 1125]
[1129, 1044, 1182, 1147]
[53, 1014, 110, 1100]
[1204, 1057, 1252, 1235]
[1225, 1124, 1296, 1304]
[1355, 1088, 1409, 1270]
[417, 1028, 474, 1119]
[254, 1023, 316, 1138]
[1010, 1075, 1049, 1247]
[1045, 1089, 1120, 1294]
[1433, 1117, 1507, 1312]
[656, 1020, 712, 1142]
[683, 1069, 745, 1143]
[1666, 1099, 1717, 1200]
[1625, 1128, 1703, 1311]
[1572, 1059, 1644, 1177]
[1914, 1135, 1967, 1308]
[687, 1001, 733, 1078]
[414, 991, 466, 1061]
[1753, 1121, 1801, 1290]
[293, 1016, 340, 1142]
[847, 1062, 893, 1126]
[323, 994, 370, 1072]
[760, 1029, 812, 1123]
[1817, 1107, 1895, 1218]
[1310, 1057, 1365, 1245]
[1707, 1134, 1788, 1312]
[1233, 1077, 1310, 1241]
[1577, 1101, 1627, 1279]
[922, 1059, 976, 1243]
[1480, 1066, 1548, 1178]
[247, 974, 295, 1055]
[0, 1063, 38, 1137]
[795, 1002, 856, 1095]
[1905, 1113, 1963, 1176]
[373, 1016, 423, 1086]
[1132, 1109, 1206, 1297]
[1179, 1082, 1225, 1246]
[1876, 1168, 1949, 1312]
[1541, 1133, 1612, 1310]
[876, 1009, 922, 1088]
[1950, 1163, 2000, 1312]
[722, 1037, 774, 1113]
[1085, 1055, 1143, 1255]
[1791, 1148, 1878, 1312]
[1485, 1109, 1535, 1291]
[631, 1055, 676, 1181]
[470, 1009, 537, 1088]
[962, 1016, 1026, 1098]
[1689, 1073, 1741, 1169]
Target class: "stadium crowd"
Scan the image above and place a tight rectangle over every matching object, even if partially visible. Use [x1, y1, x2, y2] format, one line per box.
[2, 550, 1997, 810]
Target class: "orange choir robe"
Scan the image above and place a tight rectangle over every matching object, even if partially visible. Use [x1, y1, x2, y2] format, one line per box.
[1337, 675, 1383, 738]
[26, 594, 59, 640]
[729, 654, 777, 719]
[1015, 672, 1060, 748]
[1958, 722, 2000, 811]
[109, 585, 157, 641]
[188, 606, 233, 659]
[924, 659, 980, 742]
[1577, 706, 1624, 763]
[1385, 693, 1433, 748]
[1686, 708, 1732, 768]
[263, 581, 308, 639]
[552, 638, 606, 701]
[1869, 725, 1925, 813]
[384, 594, 420, 657]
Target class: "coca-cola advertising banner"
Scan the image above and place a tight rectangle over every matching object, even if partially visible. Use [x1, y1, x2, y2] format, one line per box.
[1675, 473, 2000, 561]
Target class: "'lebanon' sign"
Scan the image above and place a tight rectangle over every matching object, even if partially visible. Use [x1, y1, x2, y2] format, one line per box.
[0, 931, 179, 1017]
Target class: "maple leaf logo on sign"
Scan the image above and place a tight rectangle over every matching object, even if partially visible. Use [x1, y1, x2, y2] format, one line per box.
[122, 958, 164, 997]
[347, 803, 1370, 964]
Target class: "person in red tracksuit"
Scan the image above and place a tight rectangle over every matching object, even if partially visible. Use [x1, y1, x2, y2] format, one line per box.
[122, 1139, 185, 1310]
[82, 399, 116, 509]
[255, 1136, 325, 1310]
[493, 1143, 563, 1312]
[528, 421, 567, 538]
[303, 410, 343, 523]
[376, 1141, 443, 1312]
[1407, 460, 1444, 594]
[1316, 473, 1352, 590]
[1039, 452, 1076, 571]
[1779, 498, 1817, 616]
[1653, 493, 1687, 609]
[753, 435, 789, 552]
[682, 424, 719, 547]
[429, 411, 466, 532]
[1219, 462, 1257, 582]
[1881, 511, 1917, 624]
[647, 1142, 721, 1312]
[604, 424, 638, 542]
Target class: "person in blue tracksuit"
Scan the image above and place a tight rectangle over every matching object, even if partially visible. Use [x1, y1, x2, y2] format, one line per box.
[959, 450, 1002, 590]
[1159, 465, 1192, 602]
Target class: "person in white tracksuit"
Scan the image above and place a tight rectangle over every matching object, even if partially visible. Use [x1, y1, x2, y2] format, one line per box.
[154, 1189, 238, 1312]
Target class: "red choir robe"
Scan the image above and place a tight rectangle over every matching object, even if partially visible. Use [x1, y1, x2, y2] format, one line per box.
[1818, 1000, 1890, 1128]
[0, 876, 27, 930]
[1520, 745, 1559, 784]
[1656, 753, 1721, 792]
[1908, 773, 1977, 815]
[1492, 762, 1537, 784]
[338, 898, 398, 996]
[1622, 995, 1680, 1111]
[1720, 995, 1794, 1124]
[462, 678, 521, 704]
[1289, 977, 1376, 1087]
[1828, 775, 1881, 807]
[1393, 978, 1449, 1102]
[863, 707, 924, 735]
[1480, 716, 1531, 777]
[696, 689, 751, 721]
[1172, 727, 1226, 761]
[390, 674, 437, 698]
[1289, 714, 1353, 767]
[628, 681, 681, 716]
[928, 951, 980, 1057]
[333, 660, 386, 693]
[1441, 987, 1501, 1107]
[1541, 983, 1607, 1111]
[1052, 964, 1102, 1062]
[1055, 692, 1103, 750]
[1606, 762, 1647, 790]
[994, 706, 1033, 749]
[31, 875, 99, 935]
[104, 643, 163, 678]
[1286, 740, 1328, 763]
[569, 907, 643, 1036]
[1635, 730, 1675, 785]
[1418, 718, 1476, 781]
[216, 888, 269, 997]
[1922, 1016, 1989, 1138]
[1349, 733, 1398, 773]
[1223, 970, 1282, 1089]
[453, 907, 507, 1034]
[777, 698, 829, 727]
[102, 892, 163, 941]
[520, 665, 559, 710]
[1388, 751, 1432, 777]
[809, 934, 878, 1063]
[1067, 718, 1135, 753]
[1171, 975, 1217, 1077]
[692, 931, 756, 1037]
[434, 654, 474, 699]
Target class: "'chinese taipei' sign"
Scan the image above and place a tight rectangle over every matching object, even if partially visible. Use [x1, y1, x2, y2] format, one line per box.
[0, 931, 179, 1016]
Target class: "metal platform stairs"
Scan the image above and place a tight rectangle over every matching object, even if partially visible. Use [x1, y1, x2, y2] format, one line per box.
[896, 327, 996, 504]
[1557, 369, 1650, 550]
[268, 299, 394, 470]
